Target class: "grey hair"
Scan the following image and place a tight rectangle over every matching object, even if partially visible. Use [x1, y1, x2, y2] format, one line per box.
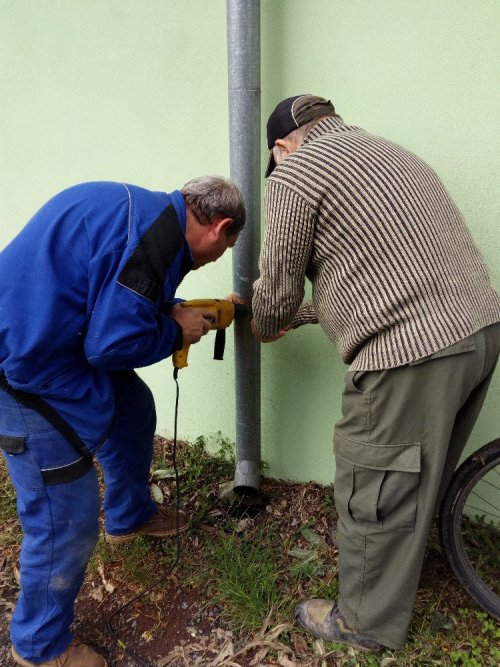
[271, 119, 319, 165]
[272, 114, 340, 163]
[286, 119, 319, 145]
[181, 176, 246, 234]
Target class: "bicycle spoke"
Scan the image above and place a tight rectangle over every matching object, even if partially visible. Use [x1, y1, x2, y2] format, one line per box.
[440, 439, 500, 621]
[463, 505, 500, 520]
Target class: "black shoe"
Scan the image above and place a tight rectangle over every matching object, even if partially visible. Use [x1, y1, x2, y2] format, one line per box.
[295, 599, 384, 653]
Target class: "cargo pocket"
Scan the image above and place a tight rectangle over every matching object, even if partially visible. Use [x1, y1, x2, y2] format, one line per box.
[0, 433, 44, 490]
[334, 433, 421, 532]
[0, 435, 25, 454]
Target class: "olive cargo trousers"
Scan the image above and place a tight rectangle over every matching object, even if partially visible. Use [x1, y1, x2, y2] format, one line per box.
[334, 323, 500, 648]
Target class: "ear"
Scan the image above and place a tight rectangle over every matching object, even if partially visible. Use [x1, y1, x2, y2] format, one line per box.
[274, 139, 290, 156]
[275, 138, 288, 150]
[211, 216, 233, 239]
[275, 136, 301, 155]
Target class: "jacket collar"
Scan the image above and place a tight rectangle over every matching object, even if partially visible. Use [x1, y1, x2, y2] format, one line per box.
[303, 116, 353, 144]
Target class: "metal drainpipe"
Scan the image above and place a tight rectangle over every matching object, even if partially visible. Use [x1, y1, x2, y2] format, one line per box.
[227, 0, 261, 495]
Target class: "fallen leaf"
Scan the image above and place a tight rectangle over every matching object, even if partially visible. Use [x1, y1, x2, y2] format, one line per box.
[287, 547, 316, 560]
[235, 518, 252, 533]
[313, 639, 325, 655]
[97, 564, 115, 594]
[277, 651, 296, 666]
[90, 585, 104, 602]
[152, 468, 176, 479]
[151, 483, 164, 504]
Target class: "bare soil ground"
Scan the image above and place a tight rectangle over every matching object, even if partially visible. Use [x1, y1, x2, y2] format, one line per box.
[1, 476, 334, 667]
[0, 437, 489, 666]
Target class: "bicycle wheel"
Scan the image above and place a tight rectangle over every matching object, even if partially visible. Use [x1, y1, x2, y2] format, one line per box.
[439, 439, 500, 620]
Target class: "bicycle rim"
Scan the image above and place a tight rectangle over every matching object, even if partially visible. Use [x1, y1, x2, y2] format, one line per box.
[440, 440, 500, 620]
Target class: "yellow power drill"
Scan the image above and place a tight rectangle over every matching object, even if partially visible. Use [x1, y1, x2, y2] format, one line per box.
[172, 299, 249, 371]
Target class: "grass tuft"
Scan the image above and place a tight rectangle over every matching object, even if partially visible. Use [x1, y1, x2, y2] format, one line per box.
[205, 528, 289, 631]
[0, 464, 17, 523]
[0, 461, 22, 547]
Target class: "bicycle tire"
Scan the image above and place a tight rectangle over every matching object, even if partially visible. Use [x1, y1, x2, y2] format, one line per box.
[439, 439, 500, 620]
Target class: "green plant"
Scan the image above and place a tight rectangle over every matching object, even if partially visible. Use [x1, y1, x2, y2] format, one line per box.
[461, 514, 500, 595]
[89, 534, 159, 588]
[118, 537, 159, 584]
[287, 524, 334, 586]
[0, 461, 21, 547]
[0, 462, 17, 523]
[157, 432, 234, 485]
[151, 433, 237, 521]
[321, 483, 337, 515]
[204, 528, 289, 631]
[309, 574, 339, 600]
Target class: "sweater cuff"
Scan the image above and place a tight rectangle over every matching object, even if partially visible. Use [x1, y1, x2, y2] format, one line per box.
[289, 302, 318, 329]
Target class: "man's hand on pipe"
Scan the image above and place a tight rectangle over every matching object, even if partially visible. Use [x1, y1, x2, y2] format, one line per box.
[224, 292, 252, 306]
[224, 292, 287, 342]
[170, 304, 214, 344]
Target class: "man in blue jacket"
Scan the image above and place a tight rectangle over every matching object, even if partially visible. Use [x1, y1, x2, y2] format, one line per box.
[0, 176, 245, 667]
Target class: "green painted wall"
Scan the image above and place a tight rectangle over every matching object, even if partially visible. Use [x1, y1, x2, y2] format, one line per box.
[1, 1, 499, 484]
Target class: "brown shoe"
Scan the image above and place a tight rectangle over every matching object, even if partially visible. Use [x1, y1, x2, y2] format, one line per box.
[105, 506, 189, 544]
[11, 639, 107, 666]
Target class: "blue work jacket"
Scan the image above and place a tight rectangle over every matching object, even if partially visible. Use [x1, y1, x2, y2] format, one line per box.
[0, 181, 193, 447]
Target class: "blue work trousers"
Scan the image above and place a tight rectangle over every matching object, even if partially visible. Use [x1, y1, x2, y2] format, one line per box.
[0, 372, 157, 663]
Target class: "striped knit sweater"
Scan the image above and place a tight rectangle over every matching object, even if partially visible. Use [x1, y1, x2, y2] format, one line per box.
[252, 117, 500, 370]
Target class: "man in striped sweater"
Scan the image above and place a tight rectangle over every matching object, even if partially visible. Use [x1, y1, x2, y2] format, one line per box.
[251, 95, 500, 651]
